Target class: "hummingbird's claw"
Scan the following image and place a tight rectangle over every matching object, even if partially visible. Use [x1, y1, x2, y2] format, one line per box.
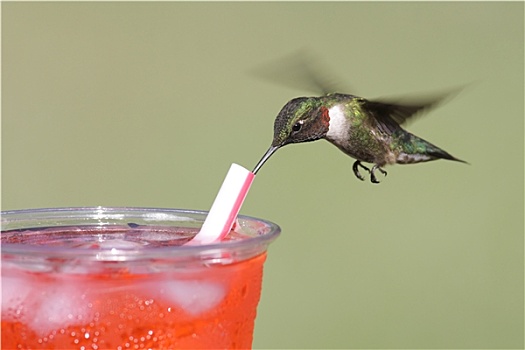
[370, 165, 387, 184]
[353, 161, 387, 184]
[352, 161, 370, 181]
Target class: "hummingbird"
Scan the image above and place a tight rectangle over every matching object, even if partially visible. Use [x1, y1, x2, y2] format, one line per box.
[252, 92, 466, 183]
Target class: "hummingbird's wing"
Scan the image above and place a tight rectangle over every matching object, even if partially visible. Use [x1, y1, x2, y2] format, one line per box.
[362, 87, 468, 136]
[363, 97, 443, 127]
[363, 87, 464, 127]
[248, 49, 350, 95]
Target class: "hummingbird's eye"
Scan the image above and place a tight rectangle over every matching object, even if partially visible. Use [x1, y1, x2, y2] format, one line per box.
[292, 121, 303, 133]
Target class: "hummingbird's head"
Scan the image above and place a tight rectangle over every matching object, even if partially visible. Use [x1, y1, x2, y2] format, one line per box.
[253, 97, 330, 174]
[271, 97, 331, 147]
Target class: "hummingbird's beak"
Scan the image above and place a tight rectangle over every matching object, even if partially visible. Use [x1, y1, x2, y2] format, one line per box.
[253, 145, 280, 174]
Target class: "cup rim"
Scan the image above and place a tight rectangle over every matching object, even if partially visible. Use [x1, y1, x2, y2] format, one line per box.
[1, 206, 281, 260]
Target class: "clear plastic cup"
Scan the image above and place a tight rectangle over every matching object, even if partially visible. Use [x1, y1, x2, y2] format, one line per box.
[1, 207, 280, 349]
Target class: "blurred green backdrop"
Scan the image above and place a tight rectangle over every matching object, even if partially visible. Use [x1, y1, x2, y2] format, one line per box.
[2, 2, 523, 349]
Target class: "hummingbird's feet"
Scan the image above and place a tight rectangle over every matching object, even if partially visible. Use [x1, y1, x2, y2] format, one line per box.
[370, 165, 387, 184]
[352, 161, 370, 181]
[352, 161, 387, 183]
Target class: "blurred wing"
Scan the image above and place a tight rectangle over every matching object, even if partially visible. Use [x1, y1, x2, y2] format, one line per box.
[248, 49, 350, 95]
[362, 99, 439, 126]
[364, 87, 463, 127]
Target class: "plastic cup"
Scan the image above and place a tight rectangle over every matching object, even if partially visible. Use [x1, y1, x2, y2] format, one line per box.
[1, 207, 280, 349]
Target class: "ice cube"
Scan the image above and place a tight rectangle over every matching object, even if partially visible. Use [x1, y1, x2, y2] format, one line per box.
[25, 282, 95, 336]
[83, 238, 146, 262]
[1, 274, 33, 319]
[70, 235, 145, 251]
[149, 280, 226, 316]
[2, 272, 96, 335]
[136, 231, 184, 242]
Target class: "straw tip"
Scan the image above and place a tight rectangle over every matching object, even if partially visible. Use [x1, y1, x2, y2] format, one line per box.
[187, 163, 255, 245]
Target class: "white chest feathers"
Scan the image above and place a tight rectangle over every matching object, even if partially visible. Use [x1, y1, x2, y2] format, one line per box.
[326, 105, 349, 143]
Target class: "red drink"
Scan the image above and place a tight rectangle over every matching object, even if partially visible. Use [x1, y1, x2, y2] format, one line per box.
[1, 208, 280, 349]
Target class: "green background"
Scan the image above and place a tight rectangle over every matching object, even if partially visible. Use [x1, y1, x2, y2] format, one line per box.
[2, 2, 523, 349]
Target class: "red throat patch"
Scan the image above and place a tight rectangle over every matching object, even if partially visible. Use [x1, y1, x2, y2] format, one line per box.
[320, 106, 330, 128]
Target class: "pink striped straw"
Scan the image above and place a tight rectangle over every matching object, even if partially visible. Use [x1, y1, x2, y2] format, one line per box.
[188, 163, 255, 245]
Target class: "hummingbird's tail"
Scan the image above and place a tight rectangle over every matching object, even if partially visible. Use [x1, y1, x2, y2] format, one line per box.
[394, 132, 467, 165]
